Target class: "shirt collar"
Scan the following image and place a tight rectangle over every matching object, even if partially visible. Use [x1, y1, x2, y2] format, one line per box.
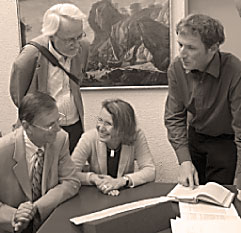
[49, 40, 69, 64]
[185, 52, 221, 78]
[204, 52, 220, 78]
[23, 130, 44, 156]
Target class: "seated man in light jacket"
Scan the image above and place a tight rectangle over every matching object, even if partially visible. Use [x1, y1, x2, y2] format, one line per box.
[72, 99, 155, 196]
[0, 92, 80, 233]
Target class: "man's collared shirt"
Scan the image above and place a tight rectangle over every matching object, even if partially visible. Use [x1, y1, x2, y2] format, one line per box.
[165, 51, 241, 164]
[48, 41, 79, 126]
[24, 130, 44, 178]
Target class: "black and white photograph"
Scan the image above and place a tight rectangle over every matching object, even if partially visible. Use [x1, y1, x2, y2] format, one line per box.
[1, 0, 241, 233]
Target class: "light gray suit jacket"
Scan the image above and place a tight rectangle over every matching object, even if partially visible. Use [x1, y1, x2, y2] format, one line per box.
[71, 128, 156, 186]
[0, 127, 80, 233]
[10, 35, 90, 129]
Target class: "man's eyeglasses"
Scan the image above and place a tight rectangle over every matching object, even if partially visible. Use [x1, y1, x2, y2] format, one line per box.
[56, 32, 86, 46]
[31, 112, 66, 132]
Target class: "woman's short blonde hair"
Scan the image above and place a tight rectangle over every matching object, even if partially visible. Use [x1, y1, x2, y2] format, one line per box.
[102, 99, 137, 145]
[41, 3, 86, 36]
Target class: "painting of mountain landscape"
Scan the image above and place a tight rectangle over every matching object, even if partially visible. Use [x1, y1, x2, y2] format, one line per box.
[18, 0, 170, 87]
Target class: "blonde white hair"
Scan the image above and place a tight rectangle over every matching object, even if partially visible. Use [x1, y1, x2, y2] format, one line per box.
[41, 3, 86, 36]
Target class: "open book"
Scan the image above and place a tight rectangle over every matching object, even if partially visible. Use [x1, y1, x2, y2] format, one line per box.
[167, 182, 235, 208]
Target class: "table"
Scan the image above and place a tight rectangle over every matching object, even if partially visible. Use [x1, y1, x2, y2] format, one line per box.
[37, 183, 241, 233]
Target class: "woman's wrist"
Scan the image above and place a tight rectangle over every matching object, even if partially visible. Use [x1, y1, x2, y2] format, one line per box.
[89, 173, 98, 185]
[122, 176, 130, 188]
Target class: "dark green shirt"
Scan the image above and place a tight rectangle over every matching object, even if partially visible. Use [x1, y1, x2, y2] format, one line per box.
[165, 51, 241, 164]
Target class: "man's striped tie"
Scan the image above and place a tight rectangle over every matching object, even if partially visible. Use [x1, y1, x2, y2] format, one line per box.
[32, 148, 44, 232]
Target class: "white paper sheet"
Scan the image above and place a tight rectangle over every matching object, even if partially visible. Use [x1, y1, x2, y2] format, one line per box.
[179, 202, 239, 220]
[171, 218, 241, 233]
[70, 196, 174, 225]
[170, 201, 241, 233]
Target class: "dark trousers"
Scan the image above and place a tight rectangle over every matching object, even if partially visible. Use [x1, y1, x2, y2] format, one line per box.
[61, 120, 83, 154]
[188, 126, 237, 185]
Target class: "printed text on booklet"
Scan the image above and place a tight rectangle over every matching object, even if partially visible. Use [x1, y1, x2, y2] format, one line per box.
[167, 182, 235, 208]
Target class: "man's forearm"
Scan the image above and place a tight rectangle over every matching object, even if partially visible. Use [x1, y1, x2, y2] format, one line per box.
[175, 145, 192, 164]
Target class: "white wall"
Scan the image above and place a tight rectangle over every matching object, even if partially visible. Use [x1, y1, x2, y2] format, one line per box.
[0, 0, 189, 183]
[0, 0, 19, 134]
[170, 0, 188, 60]
[188, 0, 241, 60]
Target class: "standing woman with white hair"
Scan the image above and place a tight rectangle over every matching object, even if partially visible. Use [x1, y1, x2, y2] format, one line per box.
[10, 3, 90, 154]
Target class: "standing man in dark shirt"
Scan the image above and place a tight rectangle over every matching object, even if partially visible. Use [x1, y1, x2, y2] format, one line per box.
[164, 14, 241, 189]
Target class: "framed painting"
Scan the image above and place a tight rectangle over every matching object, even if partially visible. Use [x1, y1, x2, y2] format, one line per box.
[17, 0, 170, 88]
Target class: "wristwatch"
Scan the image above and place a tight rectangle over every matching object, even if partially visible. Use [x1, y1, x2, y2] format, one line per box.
[123, 176, 130, 188]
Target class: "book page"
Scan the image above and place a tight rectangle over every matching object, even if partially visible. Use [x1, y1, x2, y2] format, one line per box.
[222, 191, 235, 207]
[167, 184, 203, 201]
[197, 182, 231, 205]
[167, 183, 234, 207]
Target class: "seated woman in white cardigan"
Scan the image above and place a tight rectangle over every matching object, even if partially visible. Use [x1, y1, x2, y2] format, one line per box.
[71, 98, 156, 196]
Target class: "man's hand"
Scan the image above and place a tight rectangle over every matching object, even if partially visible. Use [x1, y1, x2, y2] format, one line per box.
[178, 161, 199, 189]
[13, 201, 37, 232]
